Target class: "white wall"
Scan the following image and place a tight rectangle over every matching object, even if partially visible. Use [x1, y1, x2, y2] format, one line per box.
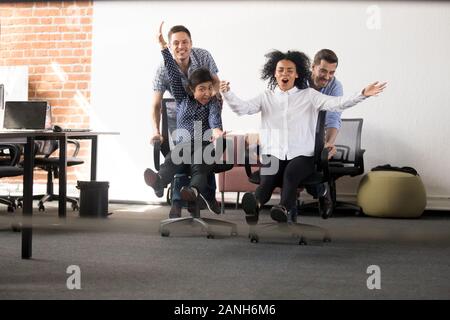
[0, 66, 29, 126]
[91, 1, 450, 208]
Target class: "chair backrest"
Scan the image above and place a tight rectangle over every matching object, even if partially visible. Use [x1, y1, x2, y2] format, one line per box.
[331, 118, 363, 164]
[244, 110, 328, 185]
[314, 111, 326, 169]
[161, 98, 177, 156]
[34, 140, 58, 158]
[153, 98, 175, 170]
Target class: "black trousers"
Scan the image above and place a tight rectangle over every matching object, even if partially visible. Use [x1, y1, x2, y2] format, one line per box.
[158, 141, 233, 193]
[255, 155, 315, 211]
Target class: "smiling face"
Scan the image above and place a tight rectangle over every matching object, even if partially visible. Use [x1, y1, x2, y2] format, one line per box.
[275, 59, 298, 91]
[311, 59, 337, 89]
[192, 81, 214, 106]
[169, 31, 192, 64]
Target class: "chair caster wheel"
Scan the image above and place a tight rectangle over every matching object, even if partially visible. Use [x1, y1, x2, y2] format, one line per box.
[323, 236, 332, 243]
[72, 203, 79, 211]
[17, 201, 23, 208]
[7, 205, 15, 213]
[250, 234, 259, 243]
[161, 230, 170, 237]
[299, 237, 307, 245]
[11, 223, 22, 232]
[38, 203, 45, 212]
[206, 234, 214, 239]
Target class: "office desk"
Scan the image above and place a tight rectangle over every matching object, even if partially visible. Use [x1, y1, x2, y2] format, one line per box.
[0, 131, 119, 259]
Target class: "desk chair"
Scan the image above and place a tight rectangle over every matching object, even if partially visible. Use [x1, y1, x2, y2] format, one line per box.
[244, 111, 331, 244]
[0, 144, 23, 212]
[153, 98, 237, 238]
[299, 118, 365, 215]
[18, 139, 84, 211]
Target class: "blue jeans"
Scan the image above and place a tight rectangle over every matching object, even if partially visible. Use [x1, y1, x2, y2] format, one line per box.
[172, 171, 216, 208]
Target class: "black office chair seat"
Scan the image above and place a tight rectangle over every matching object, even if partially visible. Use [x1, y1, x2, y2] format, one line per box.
[34, 157, 84, 167]
[328, 164, 362, 177]
[0, 166, 24, 177]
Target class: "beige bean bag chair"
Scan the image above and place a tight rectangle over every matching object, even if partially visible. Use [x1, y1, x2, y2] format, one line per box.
[357, 171, 426, 218]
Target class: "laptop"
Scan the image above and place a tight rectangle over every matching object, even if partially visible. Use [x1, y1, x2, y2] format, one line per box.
[3, 101, 48, 130]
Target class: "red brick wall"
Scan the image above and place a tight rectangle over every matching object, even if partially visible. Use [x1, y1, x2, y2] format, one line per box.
[0, 1, 93, 184]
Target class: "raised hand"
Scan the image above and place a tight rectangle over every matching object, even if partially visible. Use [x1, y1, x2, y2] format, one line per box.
[210, 129, 232, 143]
[211, 128, 224, 141]
[157, 21, 167, 49]
[219, 80, 230, 93]
[363, 81, 387, 97]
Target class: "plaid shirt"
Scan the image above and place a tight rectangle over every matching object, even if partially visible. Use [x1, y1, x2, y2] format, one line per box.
[153, 47, 219, 95]
[320, 77, 343, 129]
[161, 48, 222, 144]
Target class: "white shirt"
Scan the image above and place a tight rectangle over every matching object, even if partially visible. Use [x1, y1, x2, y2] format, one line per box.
[222, 86, 367, 160]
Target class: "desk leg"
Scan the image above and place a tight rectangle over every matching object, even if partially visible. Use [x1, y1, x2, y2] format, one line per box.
[22, 137, 34, 259]
[58, 136, 67, 218]
[90, 136, 97, 181]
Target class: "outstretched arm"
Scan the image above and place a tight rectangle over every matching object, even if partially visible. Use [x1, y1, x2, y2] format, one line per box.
[208, 98, 222, 131]
[310, 81, 387, 112]
[157, 21, 187, 104]
[219, 80, 263, 116]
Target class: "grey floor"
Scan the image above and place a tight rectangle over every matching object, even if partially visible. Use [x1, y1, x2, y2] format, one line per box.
[0, 201, 449, 300]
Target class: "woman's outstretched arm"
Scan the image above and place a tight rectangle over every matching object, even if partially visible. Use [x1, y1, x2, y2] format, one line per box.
[219, 80, 263, 116]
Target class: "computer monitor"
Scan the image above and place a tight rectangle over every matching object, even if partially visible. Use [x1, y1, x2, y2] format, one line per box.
[3, 101, 48, 130]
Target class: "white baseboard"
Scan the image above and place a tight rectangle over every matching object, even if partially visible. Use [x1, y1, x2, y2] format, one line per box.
[219, 191, 450, 211]
[2, 184, 449, 211]
[0, 183, 80, 198]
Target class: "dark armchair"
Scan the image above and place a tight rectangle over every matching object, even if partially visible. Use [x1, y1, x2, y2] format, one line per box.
[0, 144, 24, 212]
[327, 118, 365, 213]
[152, 98, 237, 238]
[18, 139, 84, 211]
[299, 118, 365, 215]
[244, 111, 331, 244]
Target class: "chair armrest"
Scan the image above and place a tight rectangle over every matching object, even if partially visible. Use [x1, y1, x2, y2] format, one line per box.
[244, 143, 260, 179]
[67, 140, 80, 157]
[355, 148, 365, 172]
[320, 147, 330, 178]
[332, 145, 350, 162]
[153, 140, 161, 171]
[0, 144, 21, 166]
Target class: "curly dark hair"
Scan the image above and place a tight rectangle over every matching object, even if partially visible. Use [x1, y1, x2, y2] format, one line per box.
[261, 50, 311, 90]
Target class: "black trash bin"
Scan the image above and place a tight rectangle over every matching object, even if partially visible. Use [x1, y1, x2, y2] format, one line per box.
[77, 181, 109, 218]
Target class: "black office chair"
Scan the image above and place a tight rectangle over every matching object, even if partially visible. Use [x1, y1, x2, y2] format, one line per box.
[18, 139, 84, 211]
[299, 118, 365, 215]
[153, 98, 237, 238]
[327, 118, 365, 213]
[244, 111, 331, 244]
[0, 144, 23, 212]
